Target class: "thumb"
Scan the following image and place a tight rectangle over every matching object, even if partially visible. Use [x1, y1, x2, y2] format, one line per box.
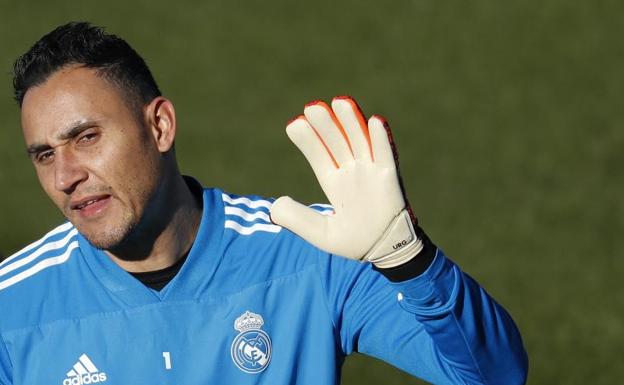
[270, 196, 330, 248]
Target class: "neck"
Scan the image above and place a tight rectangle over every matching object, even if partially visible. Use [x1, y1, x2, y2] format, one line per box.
[106, 174, 202, 273]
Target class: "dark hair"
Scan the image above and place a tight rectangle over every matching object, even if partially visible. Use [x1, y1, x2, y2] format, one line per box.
[13, 21, 161, 115]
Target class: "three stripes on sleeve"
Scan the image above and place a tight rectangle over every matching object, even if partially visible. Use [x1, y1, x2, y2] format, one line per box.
[222, 192, 334, 236]
[0, 222, 79, 291]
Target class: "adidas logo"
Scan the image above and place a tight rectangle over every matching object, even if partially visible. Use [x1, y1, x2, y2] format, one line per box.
[62, 354, 107, 385]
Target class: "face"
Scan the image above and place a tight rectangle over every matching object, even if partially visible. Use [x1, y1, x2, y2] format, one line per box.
[21, 66, 164, 249]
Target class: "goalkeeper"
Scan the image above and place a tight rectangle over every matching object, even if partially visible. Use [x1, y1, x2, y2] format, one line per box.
[0, 22, 527, 385]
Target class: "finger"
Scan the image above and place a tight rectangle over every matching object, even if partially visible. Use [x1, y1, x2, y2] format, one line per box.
[304, 100, 353, 167]
[286, 116, 338, 179]
[270, 196, 330, 248]
[331, 96, 374, 162]
[368, 115, 397, 168]
[370, 115, 412, 213]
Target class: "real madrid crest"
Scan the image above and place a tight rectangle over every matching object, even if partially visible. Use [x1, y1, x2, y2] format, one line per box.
[231, 311, 272, 373]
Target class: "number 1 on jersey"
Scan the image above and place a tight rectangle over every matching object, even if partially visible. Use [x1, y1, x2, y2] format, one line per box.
[163, 351, 172, 370]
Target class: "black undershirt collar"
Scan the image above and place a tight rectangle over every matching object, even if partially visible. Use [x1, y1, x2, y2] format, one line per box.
[129, 252, 189, 291]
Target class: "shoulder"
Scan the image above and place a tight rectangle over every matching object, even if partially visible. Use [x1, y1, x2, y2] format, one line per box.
[0, 222, 79, 292]
[218, 189, 333, 237]
[0, 223, 82, 327]
[208, 188, 377, 297]
[220, 190, 281, 236]
[218, 189, 304, 256]
[217, 189, 333, 249]
[211, 189, 338, 275]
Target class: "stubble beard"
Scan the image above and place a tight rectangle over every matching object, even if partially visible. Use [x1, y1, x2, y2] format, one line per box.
[71, 209, 138, 251]
[80, 180, 164, 260]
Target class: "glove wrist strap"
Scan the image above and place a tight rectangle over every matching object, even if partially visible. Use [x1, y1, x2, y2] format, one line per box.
[363, 209, 423, 268]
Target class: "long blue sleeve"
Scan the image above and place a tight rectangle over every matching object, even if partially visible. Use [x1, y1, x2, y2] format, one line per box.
[319, 248, 528, 384]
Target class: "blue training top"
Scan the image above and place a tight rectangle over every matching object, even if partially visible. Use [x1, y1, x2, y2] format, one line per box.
[0, 187, 528, 385]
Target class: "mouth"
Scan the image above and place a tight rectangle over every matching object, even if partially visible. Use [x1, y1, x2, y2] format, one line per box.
[70, 194, 112, 217]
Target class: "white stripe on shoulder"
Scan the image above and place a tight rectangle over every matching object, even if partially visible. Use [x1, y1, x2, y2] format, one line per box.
[0, 222, 74, 267]
[310, 203, 333, 209]
[224, 206, 271, 222]
[0, 228, 79, 277]
[224, 220, 281, 235]
[0, 241, 79, 291]
[310, 203, 335, 216]
[222, 193, 272, 210]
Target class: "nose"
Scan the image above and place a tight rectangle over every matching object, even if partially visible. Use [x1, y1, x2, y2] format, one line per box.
[54, 149, 88, 193]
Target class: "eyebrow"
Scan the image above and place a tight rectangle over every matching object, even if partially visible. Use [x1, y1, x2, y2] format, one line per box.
[26, 120, 101, 156]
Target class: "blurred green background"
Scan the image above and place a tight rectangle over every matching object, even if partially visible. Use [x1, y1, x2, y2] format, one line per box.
[0, 0, 622, 383]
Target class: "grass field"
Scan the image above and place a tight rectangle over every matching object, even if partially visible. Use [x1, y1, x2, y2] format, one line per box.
[1, 0, 622, 383]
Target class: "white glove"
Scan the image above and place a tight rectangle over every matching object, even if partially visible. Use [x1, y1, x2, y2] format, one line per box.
[270, 96, 423, 268]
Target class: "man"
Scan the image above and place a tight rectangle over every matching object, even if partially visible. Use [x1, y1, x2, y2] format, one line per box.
[0, 22, 528, 385]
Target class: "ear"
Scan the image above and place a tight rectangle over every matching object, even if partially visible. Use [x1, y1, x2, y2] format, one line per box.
[145, 97, 177, 153]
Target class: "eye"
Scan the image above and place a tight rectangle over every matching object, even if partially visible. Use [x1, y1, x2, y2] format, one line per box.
[36, 150, 55, 164]
[77, 131, 99, 145]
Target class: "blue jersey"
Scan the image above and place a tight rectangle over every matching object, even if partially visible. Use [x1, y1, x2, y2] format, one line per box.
[0, 187, 527, 385]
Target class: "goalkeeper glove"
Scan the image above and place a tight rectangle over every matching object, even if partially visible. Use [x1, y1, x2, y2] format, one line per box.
[270, 96, 423, 268]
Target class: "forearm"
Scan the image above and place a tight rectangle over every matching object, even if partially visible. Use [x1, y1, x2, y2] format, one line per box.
[389, 248, 528, 384]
